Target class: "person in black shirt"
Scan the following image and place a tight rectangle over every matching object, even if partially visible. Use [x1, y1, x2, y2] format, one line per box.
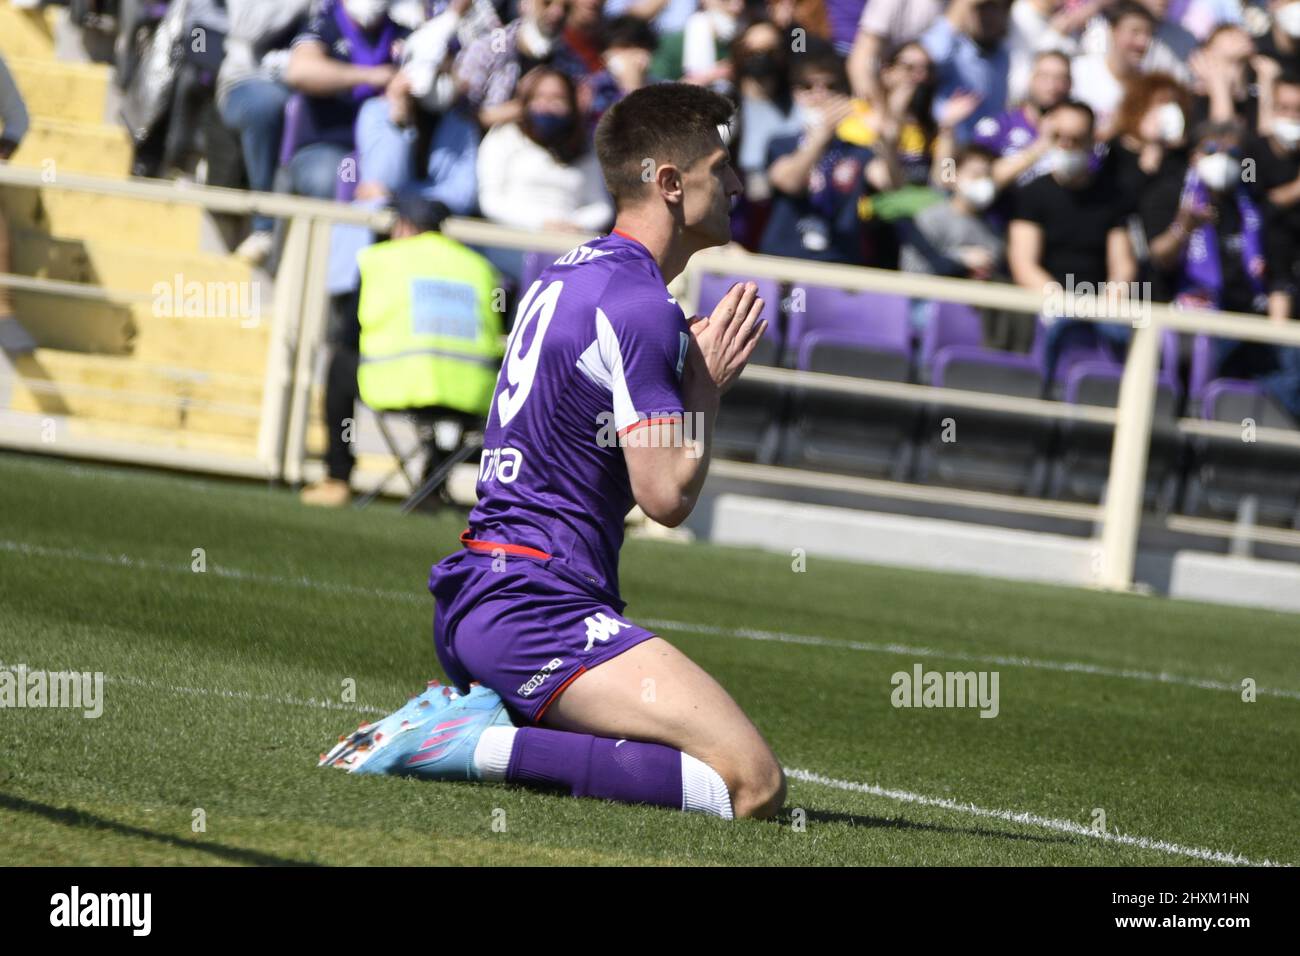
[1009, 100, 1137, 388]
[1102, 71, 1191, 220]
[1247, 75, 1300, 322]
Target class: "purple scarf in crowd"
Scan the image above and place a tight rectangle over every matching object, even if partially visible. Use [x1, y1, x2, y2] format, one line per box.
[1175, 170, 1267, 311]
[332, 2, 400, 102]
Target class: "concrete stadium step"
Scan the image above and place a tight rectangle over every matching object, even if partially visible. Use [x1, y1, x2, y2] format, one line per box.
[2, 408, 264, 464]
[0, 1, 60, 61]
[12, 296, 271, 376]
[6, 57, 111, 125]
[11, 116, 132, 178]
[6, 349, 264, 441]
[13, 228, 255, 294]
[2, 185, 205, 253]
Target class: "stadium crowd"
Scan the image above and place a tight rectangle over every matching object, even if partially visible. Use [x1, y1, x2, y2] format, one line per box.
[5, 0, 1300, 429]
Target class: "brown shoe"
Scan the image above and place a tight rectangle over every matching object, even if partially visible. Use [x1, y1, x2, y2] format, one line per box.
[300, 478, 351, 508]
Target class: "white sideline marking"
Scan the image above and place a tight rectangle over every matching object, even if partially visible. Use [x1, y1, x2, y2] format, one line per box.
[5, 538, 1300, 702]
[784, 768, 1285, 867]
[641, 617, 1300, 702]
[2, 650, 1282, 865]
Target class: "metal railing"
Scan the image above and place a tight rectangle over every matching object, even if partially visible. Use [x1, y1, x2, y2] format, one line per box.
[3, 165, 1300, 590]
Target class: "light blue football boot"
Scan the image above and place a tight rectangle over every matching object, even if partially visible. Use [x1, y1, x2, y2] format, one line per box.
[320, 682, 513, 781]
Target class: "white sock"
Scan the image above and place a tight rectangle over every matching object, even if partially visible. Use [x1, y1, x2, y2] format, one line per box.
[472, 726, 517, 781]
[680, 753, 734, 819]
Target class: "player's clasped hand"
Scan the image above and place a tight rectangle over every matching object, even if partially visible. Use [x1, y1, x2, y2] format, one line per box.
[687, 281, 768, 396]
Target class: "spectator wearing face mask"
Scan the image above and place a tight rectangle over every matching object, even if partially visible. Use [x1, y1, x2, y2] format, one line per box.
[1009, 100, 1138, 387]
[728, 18, 800, 247]
[284, 0, 410, 201]
[1147, 119, 1300, 418]
[761, 52, 904, 264]
[580, 15, 658, 131]
[1102, 72, 1192, 221]
[900, 144, 1004, 280]
[975, 49, 1073, 191]
[455, 0, 587, 130]
[1148, 120, 1264, 314]
[921, 0, 1014, 145]
[1258, 0, 1300, 78]
[1071, 0, 1157, 138]
[476, 66, 613, 278]
[732, 20, 802, 192]
[1248, 76, 1300, 323]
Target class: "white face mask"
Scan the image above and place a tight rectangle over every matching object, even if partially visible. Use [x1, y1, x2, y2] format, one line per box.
[1155, 102, 1185, 144]
[708, 10, 739, 43]
[1196, 152, 1241, 191]
[1277, 2, 1300, 38]
[958, 177, 996, 210]
[1050, 147, 1090, 180]
[344, 0, 389, 30]
[1274, 118, 1300, 149]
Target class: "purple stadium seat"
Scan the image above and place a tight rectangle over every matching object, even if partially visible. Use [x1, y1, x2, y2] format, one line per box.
[919, 301, 982, 370]
[782, 328, 916, 479]
[1201, 378, 1278, 420]
[930, 345, 1041, 389]
[1185, 376, 1300, 525]
[1058, 329, 1182, 405]
[785, 286, 911, 358]
[1049, 329, 1183, 507]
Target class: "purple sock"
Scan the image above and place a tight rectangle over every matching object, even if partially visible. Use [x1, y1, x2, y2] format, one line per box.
[506, 727, 683, 810]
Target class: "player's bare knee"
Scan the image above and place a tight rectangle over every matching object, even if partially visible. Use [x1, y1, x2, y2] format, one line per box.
[729, 756, 786, 820]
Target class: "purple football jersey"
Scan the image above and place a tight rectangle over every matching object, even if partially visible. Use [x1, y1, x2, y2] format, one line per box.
[973, 107, 1038, 158]
[460, 230, 691, 602]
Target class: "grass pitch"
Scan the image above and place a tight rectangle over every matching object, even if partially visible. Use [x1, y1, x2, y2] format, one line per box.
[0, 450, 1297, 866]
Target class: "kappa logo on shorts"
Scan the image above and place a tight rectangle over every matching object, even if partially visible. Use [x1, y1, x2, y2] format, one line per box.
[518, 657, 565, 698]
[583, 612, 630, 652]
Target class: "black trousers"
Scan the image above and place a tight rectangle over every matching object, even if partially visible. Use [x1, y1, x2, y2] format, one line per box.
[324, 290, 361, 482]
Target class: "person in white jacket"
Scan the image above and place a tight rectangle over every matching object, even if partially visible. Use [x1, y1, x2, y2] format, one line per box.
[476, 65, 613, 262]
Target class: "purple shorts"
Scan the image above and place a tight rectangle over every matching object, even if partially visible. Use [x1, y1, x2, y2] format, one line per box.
[428, 544, 657, 723]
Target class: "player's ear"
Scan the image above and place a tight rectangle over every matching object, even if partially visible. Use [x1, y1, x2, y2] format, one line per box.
[655, 163, 684, 205]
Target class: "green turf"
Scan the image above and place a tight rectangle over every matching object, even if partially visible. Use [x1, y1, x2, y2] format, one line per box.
[0, 450, 1297, 866]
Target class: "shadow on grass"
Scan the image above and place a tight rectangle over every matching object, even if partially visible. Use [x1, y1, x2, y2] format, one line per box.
[775, 807, 1076, 846]
[0, 792, 320, 866]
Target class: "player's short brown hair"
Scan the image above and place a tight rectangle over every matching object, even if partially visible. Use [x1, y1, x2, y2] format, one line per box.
[594, 83, 735, 208]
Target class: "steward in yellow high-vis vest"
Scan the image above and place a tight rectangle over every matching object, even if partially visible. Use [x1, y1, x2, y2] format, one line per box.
[356, 231, 504, 416]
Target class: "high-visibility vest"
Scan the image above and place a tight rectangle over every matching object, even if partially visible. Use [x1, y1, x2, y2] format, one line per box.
[356, 231, 504, 415]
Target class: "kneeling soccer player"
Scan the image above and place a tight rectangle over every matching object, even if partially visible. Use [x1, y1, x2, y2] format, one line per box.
[321, 83, 784, 820]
